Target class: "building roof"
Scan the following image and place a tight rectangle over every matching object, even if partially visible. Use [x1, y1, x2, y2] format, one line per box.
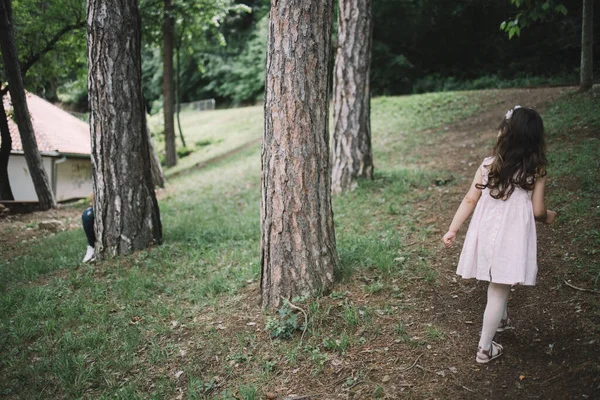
[2, 92, 91, 157]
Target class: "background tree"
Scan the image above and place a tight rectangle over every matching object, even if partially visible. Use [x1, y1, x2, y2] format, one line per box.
[0, 0, 56, 209]
[261, 0, 338, 309]
[162, 0, 177, 166]
[332, 0, 374, 194]
[500, 0, 594, 92]
[580, 0, 593, 91]
[87, 0, 162, 257]
[0, 91, 13, 200]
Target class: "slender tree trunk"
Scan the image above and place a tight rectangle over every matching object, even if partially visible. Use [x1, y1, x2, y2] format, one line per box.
[146, 118, 166, 188]
[0, 93, 14, 200]
[175, 44, 186, 147]
[331, 0, 374, 194]
[0, 0, 55, 209]
[87, 0, 162, 257]
[162, 0, 177, 166]
[261, 0, 338, 309]
[580, 0, 594, 92]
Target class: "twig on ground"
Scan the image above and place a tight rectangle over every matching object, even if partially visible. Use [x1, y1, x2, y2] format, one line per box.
[399, 354, 423, 372]
[416, 364, 435, 373]
[460, 384, 475, 393]
[563, 280, 600, 294]
[284, 297, 309, 346]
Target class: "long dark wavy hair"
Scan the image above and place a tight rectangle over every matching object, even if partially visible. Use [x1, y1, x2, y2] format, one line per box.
[477, 107, 547, 200]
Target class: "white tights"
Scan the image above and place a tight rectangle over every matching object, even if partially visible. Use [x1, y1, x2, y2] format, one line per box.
[478, 282, 511, 350]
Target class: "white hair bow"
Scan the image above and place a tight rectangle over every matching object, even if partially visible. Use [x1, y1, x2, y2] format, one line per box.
[505, 105, 522, 120]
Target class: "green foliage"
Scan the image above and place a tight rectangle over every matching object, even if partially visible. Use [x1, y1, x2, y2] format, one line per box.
[412, 73, 576, 94]
[500, 0, 569, 38]
[7, 0, 86, 101]
[177, 146, 194, 158]
[265, 300, 303, 339]
[204, 14, 268, 104]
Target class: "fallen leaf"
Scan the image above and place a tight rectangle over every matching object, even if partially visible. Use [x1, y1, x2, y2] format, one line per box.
[519, 375, 526, 381]
[174, 370, 184, 379]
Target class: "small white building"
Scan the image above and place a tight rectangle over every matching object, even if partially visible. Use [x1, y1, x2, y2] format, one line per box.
[2, 93, 92, 202]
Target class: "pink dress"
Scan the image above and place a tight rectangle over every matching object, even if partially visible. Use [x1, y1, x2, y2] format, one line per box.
[456, 157, 538, 286]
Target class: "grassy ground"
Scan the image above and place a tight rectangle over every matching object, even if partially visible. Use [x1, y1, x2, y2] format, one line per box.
[1, 88, 598, 399]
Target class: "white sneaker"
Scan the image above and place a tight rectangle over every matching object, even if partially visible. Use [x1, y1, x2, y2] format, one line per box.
[82, 246, 95, 263]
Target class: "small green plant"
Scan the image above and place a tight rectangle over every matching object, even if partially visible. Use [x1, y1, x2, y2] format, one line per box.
[304, 345, 329, 375]
[177, 146, 194, 158]
[342, 304, 360, 328]
[426, 325, 445, 341]
[195, 139, 214, 147]
[265, 300, 302, 339]
[323, 331, 352, 355]
[365, 281, 385, 294]
[395, 321, 410, 342]
[238, 384, 258, 400]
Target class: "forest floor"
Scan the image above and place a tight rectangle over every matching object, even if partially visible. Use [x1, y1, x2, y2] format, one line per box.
[1, 87, 599, 400]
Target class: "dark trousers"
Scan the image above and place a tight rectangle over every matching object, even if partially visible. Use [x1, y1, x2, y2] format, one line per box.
[82, 207, 95, 247]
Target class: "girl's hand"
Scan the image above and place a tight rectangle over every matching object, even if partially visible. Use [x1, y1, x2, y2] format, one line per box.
[443, 231, 456, 248]
[545, 209, 557, 224]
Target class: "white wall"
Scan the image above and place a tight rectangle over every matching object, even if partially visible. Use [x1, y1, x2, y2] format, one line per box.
[55, 158, 92, 201]
[7, 154, 92, 202]
[7, 155, 53, 202]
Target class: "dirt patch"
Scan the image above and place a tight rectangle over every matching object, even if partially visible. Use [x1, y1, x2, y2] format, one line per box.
[0, 204, 84, 257]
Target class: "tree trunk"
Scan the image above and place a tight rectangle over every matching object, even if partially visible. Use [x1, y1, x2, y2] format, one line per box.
[162, 0, 177, 166]
[0, 93, 14, 201]
[580, 0, 594, 92]
[0, 0, 56, 209]
[175, 44, 186, 148]
[331, 0, 374, 194]
[146, 119, 166, 188]
[87, 0, 162, 257]
[261, 0, 338, 309]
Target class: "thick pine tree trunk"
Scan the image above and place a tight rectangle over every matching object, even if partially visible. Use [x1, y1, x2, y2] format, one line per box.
[0, 0, 55, 209]
[580, 0, 594, 92]
[0, 94, 14, 201]
[331, 0, 374, 194]
[162, 0, 177, 166]
[87, 0, 162, 257]
[261, 0, 338, 309]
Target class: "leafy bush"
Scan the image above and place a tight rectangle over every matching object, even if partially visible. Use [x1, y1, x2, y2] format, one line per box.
[265, 300, 302, 339]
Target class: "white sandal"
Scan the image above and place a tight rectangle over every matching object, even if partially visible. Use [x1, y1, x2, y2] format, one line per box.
[476, 341, 503, 364]
[497, 317, 514, 333]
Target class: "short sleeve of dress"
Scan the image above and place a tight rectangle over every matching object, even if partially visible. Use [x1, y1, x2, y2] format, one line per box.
[481, 157, 493, 186]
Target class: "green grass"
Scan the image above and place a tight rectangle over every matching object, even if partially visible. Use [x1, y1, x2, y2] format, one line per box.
[543, 91, 600, 287]
[1, 89, 597, 398]
[148, 106, 262, 178]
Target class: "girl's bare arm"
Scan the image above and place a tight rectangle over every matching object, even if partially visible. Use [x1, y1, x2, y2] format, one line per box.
[532, 175, 557, 224]
[443, 166, 483, 248]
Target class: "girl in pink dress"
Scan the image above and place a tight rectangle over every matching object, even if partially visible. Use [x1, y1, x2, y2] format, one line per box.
[442, 106, 557, 363]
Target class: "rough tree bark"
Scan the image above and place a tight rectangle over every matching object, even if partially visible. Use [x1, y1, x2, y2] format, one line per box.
[162, 0, 177, 166]
[580, 0, 593, 92]
[0, 0, 56, 209]
[261, 0, 338, 309]
[331, 0, 374, 194]
[0, 94, 14, 200]
[87, 0, 162, 257]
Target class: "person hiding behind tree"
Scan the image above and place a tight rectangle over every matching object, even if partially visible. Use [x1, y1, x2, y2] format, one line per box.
[82, 193, 95, 263]
[442, 106, 557, 363]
